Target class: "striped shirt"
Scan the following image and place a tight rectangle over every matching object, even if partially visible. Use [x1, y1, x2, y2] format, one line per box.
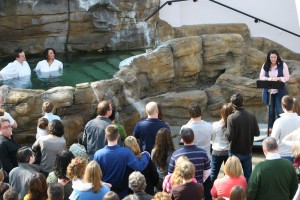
[168, 145, 210, 183]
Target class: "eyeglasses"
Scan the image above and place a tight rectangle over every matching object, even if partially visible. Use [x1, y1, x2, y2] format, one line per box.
[1, 125, 11, 130]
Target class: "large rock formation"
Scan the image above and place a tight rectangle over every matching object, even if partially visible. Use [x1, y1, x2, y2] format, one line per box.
[1, 23, 300, 146]
[0, 0, 159, 56]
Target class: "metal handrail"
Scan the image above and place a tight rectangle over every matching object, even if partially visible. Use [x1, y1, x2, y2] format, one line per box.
[145, 0, 195, 22]
[145, 0, 300, 38]
[209, 0, 300, 38]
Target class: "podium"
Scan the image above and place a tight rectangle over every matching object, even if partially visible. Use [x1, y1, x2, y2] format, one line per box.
[256, 80, 285, 136]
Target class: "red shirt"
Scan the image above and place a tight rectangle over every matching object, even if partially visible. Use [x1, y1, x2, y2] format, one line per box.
[210, 175, 247, 198]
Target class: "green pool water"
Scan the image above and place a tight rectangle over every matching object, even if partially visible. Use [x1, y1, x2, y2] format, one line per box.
[0, 50, 144, 90]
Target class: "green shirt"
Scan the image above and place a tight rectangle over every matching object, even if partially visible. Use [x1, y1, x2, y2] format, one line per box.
[247, 158, 298, 200]
[113, 123, 127, 141]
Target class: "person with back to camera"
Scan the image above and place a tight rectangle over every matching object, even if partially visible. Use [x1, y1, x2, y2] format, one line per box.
[69, 133, 89, 160]
[259, 49, 290, 133]
[210, 156, 247, 199]
[225, 93, 260, 182]
[46, 149, 74, 200]
[124, 136, 159, 195]
[109, 104, 127, 142]
[41, 101, 61, 123]
[93, 125, 150, 199]
[23, 173, 48, 200]
[0, 169, 10, 199]
[103, 191, 120, 200]
[32, 119, 66, 174]
[170, 159, 204, 200]
[168, 128, 210, 194]
[3, 188, 18, 200]
[9, 146, 41, 200]
[128, 171, 153, 200]
[151, 128, 175, 192]
[270, 95, 300, 162]
[47, 183, 64, 200]
[210, 103, 233, 183]
[133, 101, 170, 153]
[247, 137, 298, 200]
[229, 186, 246, 200]
[35, 48, 63, 73]
[69, 161, 110, 200]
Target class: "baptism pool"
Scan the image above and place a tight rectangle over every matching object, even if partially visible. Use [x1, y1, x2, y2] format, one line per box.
[0, 50, 144, 90]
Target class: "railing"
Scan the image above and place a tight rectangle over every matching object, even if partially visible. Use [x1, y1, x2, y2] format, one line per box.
[145, 0, 197, 22]
[145, 0, 300, 38]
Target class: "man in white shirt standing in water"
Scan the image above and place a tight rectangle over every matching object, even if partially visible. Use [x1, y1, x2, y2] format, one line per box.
[0, 49, 31, 80]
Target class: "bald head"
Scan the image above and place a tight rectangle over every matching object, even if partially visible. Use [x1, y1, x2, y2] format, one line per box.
[146, 102, 158, 118]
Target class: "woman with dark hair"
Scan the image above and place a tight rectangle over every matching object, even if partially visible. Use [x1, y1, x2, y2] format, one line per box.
[23, 173, 48, 200]
[210, 103, 233, 183]
[32, 120, 66, 174]
[151, 128, 175, 191]
[259, 49, 290, 133]
[47, 150, 74, 200]
[34, 48, 63, 73]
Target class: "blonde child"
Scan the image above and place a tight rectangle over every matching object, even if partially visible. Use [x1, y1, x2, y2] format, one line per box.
[162, 156, 197, 193]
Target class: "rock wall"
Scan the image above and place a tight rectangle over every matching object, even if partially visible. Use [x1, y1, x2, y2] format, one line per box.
[1, 23, 300, 146]
[0, 0, 159, 56]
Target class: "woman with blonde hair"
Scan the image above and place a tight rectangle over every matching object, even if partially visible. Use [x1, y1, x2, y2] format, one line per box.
[124, 136, 159, 195]
[211, 103, 233, 182]
[151, 128, 175, 191]
[69, 161, 110, 199]
[210, 156, 247, 199]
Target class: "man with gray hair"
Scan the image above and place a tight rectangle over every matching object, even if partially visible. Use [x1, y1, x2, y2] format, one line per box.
[3, 188, 18, 200]
[129, 171, 153, 200]
[247, 137, 298, 200]
[133, 101, 170, 153]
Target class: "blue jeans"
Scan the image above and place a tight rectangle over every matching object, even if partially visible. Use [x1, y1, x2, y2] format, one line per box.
[229, 153, 252, 182]
[268, 93, 283, 129]
[210, 154, 228, 182]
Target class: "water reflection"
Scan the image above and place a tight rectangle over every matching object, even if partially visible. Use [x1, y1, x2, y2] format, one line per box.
[1, 75, 32, 89]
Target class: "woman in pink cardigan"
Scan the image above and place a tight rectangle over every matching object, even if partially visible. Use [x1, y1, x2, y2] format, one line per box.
[210, 156, 247, 199]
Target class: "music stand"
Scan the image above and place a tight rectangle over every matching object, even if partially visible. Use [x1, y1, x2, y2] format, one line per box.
[256, 80, 285, 136]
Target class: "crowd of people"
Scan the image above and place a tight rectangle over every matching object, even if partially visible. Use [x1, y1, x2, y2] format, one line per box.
[0, 48, 299, 200]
